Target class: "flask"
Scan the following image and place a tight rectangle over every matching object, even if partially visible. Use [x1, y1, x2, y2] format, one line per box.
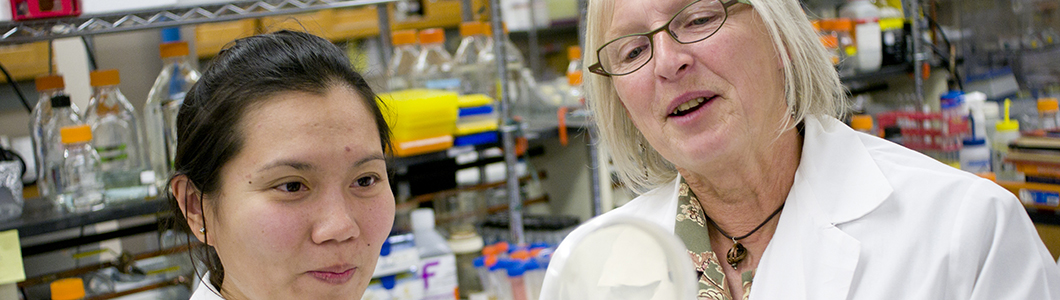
[455, 22, 488, 95]
[413, 28, 460, 91]
[993, 99, 1022, 181]
[31, 74, 72, 200]
[411, 208, 459, 300]
[84, 69, 148, 201]
[42, 95, 83, 207]
[1037, 98, 1059, 131]
[388, 29, 420, 91]
[145, 41, 200, 188]
[479, 22, 527, 102]
[58, 125, 105, 212]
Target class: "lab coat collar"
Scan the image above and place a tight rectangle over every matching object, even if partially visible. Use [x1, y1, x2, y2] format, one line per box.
[750, 116, 892, 300]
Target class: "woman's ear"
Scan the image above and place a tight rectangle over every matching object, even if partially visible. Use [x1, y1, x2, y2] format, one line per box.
[172, 175, 210, 245]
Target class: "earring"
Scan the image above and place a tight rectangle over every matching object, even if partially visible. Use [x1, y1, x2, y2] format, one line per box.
[199, 227, 206, 234]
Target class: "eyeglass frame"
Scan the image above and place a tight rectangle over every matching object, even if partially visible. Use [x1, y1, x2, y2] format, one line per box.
[587, 0, 750, 77]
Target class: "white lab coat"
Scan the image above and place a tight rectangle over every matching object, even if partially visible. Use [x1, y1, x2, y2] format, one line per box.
[189, 273, 224, 300]
[547, 115, 1060, 299]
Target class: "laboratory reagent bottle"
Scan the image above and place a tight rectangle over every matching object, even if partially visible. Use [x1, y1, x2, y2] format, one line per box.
[42, 95, 83, 208]
[411, 208, 459, 300]
[145, 41, 201, 189]
[413, 28, 460, 92]
[31, 75, 70, 200]
[58, 125, 105, 212]
[85, 69, 149, 201]
[388, 29, 420, 91]
[455, 21, 489, 95]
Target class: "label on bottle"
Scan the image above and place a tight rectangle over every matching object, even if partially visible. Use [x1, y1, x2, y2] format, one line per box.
[425, 78, 462, 91]
[418, 254, 458, 300]
[95, 143, 129, 163]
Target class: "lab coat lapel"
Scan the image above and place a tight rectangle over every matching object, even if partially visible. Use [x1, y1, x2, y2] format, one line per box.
[750, 116, 893, 300]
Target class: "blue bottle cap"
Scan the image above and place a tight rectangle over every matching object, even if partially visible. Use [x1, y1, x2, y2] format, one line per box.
[523, 259, 541, 271]
[379, 239, 392, 256]
[529, 242, 550, 250]
[490, 259, 512, 272]
[963, 138, 986, 146]
[506, 262, 526, 277]
[161, 27, 181, 43]
[380, 275, 396, 290]
[474, 256, 485, 268]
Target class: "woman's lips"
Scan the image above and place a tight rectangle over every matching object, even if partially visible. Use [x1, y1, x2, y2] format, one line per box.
[307, 267, 356, 284]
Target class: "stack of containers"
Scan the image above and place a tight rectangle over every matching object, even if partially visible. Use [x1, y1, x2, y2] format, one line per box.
[378, 89, 458, 157]
[455, 94, 499, 147]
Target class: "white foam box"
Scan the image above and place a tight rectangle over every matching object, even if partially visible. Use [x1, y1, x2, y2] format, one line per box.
[81, 0, 179, 15]
[0, 1, 10, 22]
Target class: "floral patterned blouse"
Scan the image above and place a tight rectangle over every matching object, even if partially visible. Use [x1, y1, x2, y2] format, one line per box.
[675, 178, 755, 300]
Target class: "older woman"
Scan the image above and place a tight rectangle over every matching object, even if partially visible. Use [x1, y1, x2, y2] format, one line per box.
[167, 31, 394, 299]
[550, 0, 1060, 299]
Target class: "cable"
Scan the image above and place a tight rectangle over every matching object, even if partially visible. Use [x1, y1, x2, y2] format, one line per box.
[81, 36, 98, 71]
[0, 63, 32, 113]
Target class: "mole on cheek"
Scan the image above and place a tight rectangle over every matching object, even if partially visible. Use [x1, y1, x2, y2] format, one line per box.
[345, 146, 351, 152]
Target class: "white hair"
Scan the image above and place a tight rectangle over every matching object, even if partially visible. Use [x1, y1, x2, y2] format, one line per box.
[584, 0, 847, 194]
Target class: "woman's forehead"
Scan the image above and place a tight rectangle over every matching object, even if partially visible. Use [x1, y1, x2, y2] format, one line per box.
[605, 0, 691, 38]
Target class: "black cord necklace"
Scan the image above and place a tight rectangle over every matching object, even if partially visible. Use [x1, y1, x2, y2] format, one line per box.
[705, 204, 785, 269]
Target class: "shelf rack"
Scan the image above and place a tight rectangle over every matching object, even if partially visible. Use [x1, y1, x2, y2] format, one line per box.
[0, 0, 398, 45]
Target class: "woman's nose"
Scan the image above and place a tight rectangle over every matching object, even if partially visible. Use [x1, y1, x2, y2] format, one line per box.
[651, 33, 694, 80]
[311, 190, 361, 244]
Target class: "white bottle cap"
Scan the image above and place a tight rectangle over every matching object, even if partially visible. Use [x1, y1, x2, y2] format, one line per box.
[411, 208, 436, 230]
[140, 170, 156, 185]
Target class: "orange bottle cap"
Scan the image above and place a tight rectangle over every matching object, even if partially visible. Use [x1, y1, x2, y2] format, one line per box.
[392, 29, 417, 46]
[820, 35, 839, 48]
[50, 278, 85, 300]
[460, 21, 483, 37]
[419, 28, 445, 45]
[495, 241, 510, 253]
[35, 74, 65, 91]
[485, 254, 498, 267]
[568, 46, 582, 61]
[811, 20, 821, 31]
[834, 18, 854, 31]
[482, 22, 509, 35]
[850, 114, 874, 131]
[60, 125, 93, 144]
[89, 69, 120, 87]
[568, 70, 583, 86]
[160, 41, 190, 58]
[1038, 98, 1059, 112]
[511, 250, 530, 260]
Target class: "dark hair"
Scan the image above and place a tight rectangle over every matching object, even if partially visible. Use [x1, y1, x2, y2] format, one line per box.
[165, 30, 392, 292]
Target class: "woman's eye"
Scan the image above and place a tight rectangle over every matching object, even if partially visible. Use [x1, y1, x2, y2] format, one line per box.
[277, 182, 306, 192]
[356, 176, 377, 187]
[689, 16, 712, 26]
[624, 46, 646, 61]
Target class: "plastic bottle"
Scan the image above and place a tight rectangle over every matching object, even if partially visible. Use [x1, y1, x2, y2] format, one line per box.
[821, 19, 858, 77]
[412, 28, 460, 92]
[506, 262, 528, 300]
[960, 138, 991, 173]
[479, 22, 527, 103]
[993, 99, 1023, 182]
[454, 22, 489, 95]
[145, 41, 201, 189]
[566, 46, 584, 106]
[42, 95, 83, 207]
[388, 29, 420, 91]
[84, 69, 148, 201]
[1038, 98, 1059, 131]
[411, 208, 459, 300]
[449, 230, 485, 298]
[58, 125, 105, 212]
[50, 278, 85, 300]
[31, 74, 72, 200]
[522, 259, 545, 300]
[839, 0, 882, 73]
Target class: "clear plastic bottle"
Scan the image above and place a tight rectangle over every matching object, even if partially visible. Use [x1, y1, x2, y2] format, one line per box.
[411, 208, 459, 300]
[42, 95, 83, 207]
[455, 22, 488, 95]
[84, 69, 148, 201]
[993, 99, 1023, 182]
[31, 74, 72, 200]
[479, 22, 527, 102]
[145, 41, 200, 188]
[58, 125, 105, 212]
[412, 28, 460, 92]
[566, 46, 584, 106]
[1037, 97, 1059, 131]
[388, 29, 420, 92]
[839, 0, 882, 73]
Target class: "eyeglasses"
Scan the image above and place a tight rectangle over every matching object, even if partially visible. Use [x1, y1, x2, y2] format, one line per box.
[588, 0, 745, 77]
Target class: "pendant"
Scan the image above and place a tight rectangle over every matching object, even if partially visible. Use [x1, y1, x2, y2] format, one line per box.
[726, 241, 748, 269]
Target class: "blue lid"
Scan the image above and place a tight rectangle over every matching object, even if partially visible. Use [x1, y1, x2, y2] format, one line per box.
[458, 105, 495, 117]
[530, 242, 549, 249]
[379, 239, 392, 256]
[161, 27, 181, 43]
[473, 256, 486, 268]
[506, 262, 526, 276]
[941, 90, 963, 101]
[963, 138, 986, 146]
[490, 259, 512, 272]
[380, 275, 396, 290]
[524, 259, 541, 271]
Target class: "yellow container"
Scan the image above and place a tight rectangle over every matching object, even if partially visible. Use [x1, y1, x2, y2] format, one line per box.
[456, 119, 499, 136]
[457, 94, 494, 108]
[378, 89, 459, 141]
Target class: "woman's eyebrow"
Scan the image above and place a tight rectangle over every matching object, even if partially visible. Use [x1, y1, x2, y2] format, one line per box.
[257, 160, 314, 172]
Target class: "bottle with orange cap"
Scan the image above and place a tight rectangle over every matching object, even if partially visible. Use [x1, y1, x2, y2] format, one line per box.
[50, 278, 86, 300]
[478, 22, 527, 102]
[1037, 97, 1059, 131]
[454, 21, 489, 95]
[145, 40, 201, 189]
[412, 28, 460, 92]
[388, 29, 420, 91]
[57, 124, 105, 212]
[31, 74, 74, 200]
[566, 46, 584, 106]
[42, 94, 84, 207]
[84, 69, 148, 200]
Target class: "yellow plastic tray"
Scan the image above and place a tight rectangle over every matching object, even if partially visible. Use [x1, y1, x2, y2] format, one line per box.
[457, 94, 494, 108]
[455, 119, 499, 136]
[378, 89, 459, 130]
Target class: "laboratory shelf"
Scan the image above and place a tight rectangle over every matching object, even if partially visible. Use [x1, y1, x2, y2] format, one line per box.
[0, 197, 165, 238]
[0, 0, 397, 45]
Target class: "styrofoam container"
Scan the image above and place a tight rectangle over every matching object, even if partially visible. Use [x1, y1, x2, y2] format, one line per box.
[82, 0, 178, 15]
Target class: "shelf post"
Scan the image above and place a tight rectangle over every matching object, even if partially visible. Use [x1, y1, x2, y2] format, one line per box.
[490, 0, 526, 246]
[905, 0, 925, 108]
[377, 3, 393, 76]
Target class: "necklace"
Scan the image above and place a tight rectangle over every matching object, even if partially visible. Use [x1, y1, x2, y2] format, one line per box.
[704, 204, 784, 269]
